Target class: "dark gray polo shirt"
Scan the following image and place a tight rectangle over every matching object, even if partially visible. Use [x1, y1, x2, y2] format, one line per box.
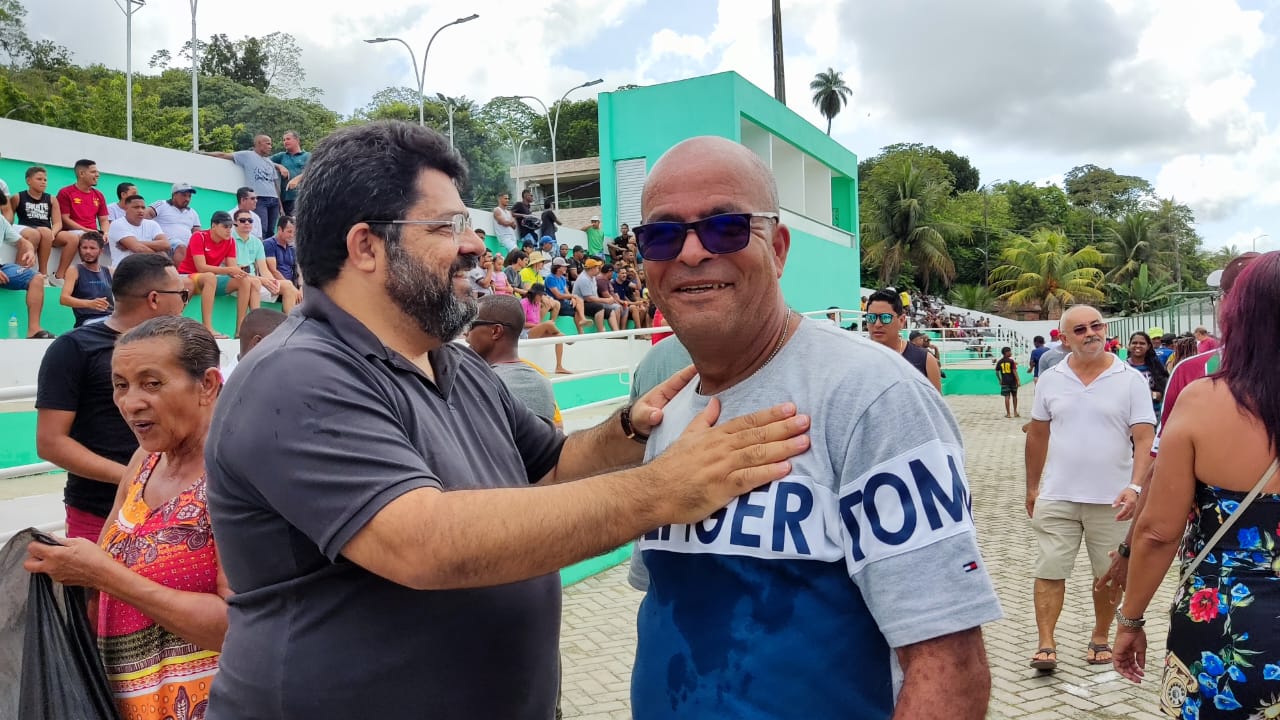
[205, 288, 566, 720]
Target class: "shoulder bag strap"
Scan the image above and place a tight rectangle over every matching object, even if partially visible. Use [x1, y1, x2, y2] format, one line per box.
[1179, 458, 1280, 587]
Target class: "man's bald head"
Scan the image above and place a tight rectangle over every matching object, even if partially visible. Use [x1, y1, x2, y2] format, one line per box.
[476, 295, 525, 335]
[1059, 304, 1102, 332]
[641, 136, 779, 217]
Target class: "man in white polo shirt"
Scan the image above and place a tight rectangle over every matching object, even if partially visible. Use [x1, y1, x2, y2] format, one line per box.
[1024, 304, 1155, 673]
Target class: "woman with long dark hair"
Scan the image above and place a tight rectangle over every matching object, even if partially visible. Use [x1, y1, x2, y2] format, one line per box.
[1113, 252, 1280, 719]
[1126, 331, 1170, 416]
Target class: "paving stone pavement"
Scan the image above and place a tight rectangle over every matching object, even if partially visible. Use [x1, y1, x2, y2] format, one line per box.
[559, 388, 1177, 719]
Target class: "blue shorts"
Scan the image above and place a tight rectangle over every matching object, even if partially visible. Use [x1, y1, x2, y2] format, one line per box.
[1, 264, 37, 291]
[558, 299, 575, 317]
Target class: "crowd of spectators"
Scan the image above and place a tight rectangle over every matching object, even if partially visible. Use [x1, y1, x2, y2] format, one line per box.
[475, 202, 656, 339]
[0, 132, 308, 339]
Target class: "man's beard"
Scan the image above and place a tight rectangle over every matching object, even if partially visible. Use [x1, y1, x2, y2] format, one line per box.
[384, 242, 478, 342]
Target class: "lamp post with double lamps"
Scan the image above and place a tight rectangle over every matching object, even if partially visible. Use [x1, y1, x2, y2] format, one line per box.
[365, 14, 479, 127]
[503, 79, 603, 209]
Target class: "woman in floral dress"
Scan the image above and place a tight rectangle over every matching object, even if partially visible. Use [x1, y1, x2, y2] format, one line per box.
[24, 316, 228, 720]
[1115, 251, 1280, 719]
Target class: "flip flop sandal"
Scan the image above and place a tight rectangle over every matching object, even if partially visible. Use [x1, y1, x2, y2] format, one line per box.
[1086, 643, 1113, 665]
[1030, 647, 1058, 671]
[27, 330, 54, 339]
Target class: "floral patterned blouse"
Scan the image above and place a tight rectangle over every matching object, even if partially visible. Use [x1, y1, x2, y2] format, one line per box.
[1162, 482, 1280, 719]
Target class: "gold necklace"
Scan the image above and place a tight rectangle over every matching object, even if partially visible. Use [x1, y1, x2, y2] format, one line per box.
[698, 308, 795, 394]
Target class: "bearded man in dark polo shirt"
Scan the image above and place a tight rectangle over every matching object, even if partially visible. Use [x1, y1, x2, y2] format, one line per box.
[204, 121, 812, 720]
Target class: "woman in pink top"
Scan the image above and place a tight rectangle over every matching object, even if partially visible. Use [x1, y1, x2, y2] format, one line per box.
[520, 283, 572, 374]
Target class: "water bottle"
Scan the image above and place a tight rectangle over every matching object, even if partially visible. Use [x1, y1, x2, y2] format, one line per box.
[6, 314, 17, 339]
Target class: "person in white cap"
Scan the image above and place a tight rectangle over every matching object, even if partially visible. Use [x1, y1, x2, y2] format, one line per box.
[145, 183, 202, 264]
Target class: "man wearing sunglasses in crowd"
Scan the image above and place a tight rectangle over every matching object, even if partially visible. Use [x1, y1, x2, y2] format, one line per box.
[864, 287, 943, 393]
[1023, 305, 1156, 672]
[36, 254, 189, 541]
[203, 122, 812, 720]
[177, 210, 258, 338]
[626, 136, 999, 719]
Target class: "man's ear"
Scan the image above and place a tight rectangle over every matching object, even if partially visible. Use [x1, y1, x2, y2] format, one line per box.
[346, 223, 382, 275]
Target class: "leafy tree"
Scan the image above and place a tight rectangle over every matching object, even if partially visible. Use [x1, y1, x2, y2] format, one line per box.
[0, 0, 26, 68]
[860, 158, 959, 291]
[948, 284, 998, 313]
[260, 32, 311, 98]
[529, 98, 598, 161]
[935, 189, 1014, 285]
[1149, 198, 1199, 288]
[989, 229, 1105, 319]
[809, 68, 851, 135]
[861, 143, 978, 194]
[1063, 164, 1154, 219]
[1001, 181, 1069, 232]
[1106, 264, 1178, 315]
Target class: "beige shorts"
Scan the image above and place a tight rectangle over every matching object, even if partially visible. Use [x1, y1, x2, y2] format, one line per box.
[1031, 499, 1130, 579]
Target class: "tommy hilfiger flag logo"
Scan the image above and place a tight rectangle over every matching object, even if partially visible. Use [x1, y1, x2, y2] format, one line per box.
[963, 561, 979, 572]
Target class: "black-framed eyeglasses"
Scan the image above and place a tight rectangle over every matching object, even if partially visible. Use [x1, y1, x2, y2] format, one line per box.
[633, 212, 779, 262]
[467, 320, 513, 332]
[1072, 320, 1107, 337]
[150, 289, 190, 304]
[366, 213, 472, 242]
[867, 312, 897, 325]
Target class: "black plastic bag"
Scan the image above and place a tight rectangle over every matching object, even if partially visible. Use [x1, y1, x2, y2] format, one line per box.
[16, 530, 121, 720]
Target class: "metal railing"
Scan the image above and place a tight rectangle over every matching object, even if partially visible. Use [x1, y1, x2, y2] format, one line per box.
[1105, 293, 1219, 342]
[800, 309, 1032, 366]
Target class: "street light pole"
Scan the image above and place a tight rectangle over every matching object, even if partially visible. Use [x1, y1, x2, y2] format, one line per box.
[1252, 234, 1269, 252]
[507, 78, 602, 209]
[501, 131, 530, 194]
[189, 0, 199, 151]
[113, 0, 146, 142]
[365, 14, 478, 127]
[436, 93, 455, 148]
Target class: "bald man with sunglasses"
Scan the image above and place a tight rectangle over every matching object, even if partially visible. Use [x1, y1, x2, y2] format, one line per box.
[1024, 304, 1156, 673]
[629, 136, 1000, 720]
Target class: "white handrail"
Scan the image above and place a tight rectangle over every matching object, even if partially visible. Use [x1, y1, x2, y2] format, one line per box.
[0, 462, 58, 481]
[549, 365, 631, 384]
[0, 385, 37, 402]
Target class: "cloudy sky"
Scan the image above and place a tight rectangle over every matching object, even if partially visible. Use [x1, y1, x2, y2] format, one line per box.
[22, 0, 1280, 253]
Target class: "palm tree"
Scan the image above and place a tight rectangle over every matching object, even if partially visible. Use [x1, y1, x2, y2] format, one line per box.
[1150, 198, 1194, 289]
[860, 159, 958, 291]
[989, 228, 1106, 319]
[948, 284, 997, 313]
[809, 68, 851, 135]
[1100, 212, 1170, 284]
[1106, 263, 1179, 315]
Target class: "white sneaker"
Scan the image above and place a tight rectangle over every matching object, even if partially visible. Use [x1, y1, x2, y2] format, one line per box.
[48, 277, 64, 288]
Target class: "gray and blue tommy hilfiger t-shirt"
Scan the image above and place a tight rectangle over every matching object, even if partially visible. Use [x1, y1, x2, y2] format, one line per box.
[633, 319, 1002, 719]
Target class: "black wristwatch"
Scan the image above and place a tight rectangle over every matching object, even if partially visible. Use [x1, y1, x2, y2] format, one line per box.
[620, 406, 649, 444]
[1117, 542, 1131, 559]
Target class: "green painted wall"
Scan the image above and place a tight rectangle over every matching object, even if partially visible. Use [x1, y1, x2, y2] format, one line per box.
[0, 158, 236, 230]
[596, 72, 862, 313]
[1, 286, 272, 338]
[831, 176, 855, 233]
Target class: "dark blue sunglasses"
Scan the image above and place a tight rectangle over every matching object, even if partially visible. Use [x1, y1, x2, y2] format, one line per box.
[633, 212, 778, 262]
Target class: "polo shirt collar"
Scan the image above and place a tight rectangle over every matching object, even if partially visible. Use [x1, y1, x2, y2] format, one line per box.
[1053, 352, 1123, 384]
[300, 286, 458, 397]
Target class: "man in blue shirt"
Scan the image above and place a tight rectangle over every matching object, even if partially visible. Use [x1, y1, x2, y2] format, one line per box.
[1029, 335, 1048, 383]
[262, 215, 299, 289]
